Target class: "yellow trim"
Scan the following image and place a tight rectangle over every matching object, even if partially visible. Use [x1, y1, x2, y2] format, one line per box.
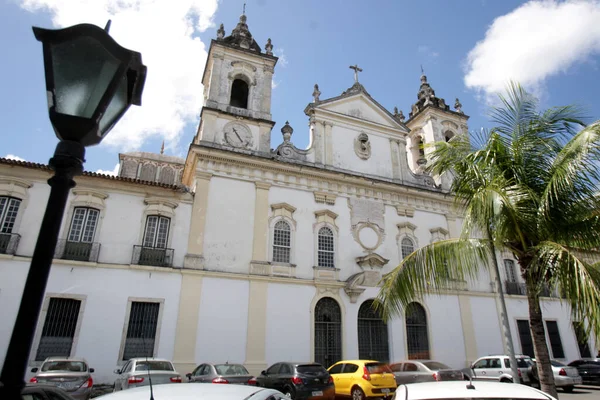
[173, 275, 203, 373]
[244, 281, 268, 375]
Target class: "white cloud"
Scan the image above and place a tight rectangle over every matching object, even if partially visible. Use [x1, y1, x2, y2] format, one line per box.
[20, 0, 219, 151]
[274, 48, 288, 67]
[4, 154, 26, 161]
[418, 45, 439, 58]
[272, 74, 280, 90]
[95, 163, 120, 176]
[464, 0, 600, 99]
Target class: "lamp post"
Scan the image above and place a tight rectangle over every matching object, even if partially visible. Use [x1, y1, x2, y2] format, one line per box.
[0, 21, 146, 399]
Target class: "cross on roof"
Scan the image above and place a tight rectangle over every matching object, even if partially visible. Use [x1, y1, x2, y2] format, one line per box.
[349, 64, 363, 83]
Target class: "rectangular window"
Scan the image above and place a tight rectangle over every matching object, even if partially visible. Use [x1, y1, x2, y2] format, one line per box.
[142, 216, 170, 248]
[545, 320, 565, 359]
[122, 301, 160, 360]
[36, 298, 82, 361]
[0, 196, 21, 233]
[573, 321, 592, 358]
[67, 207, 99, 243]
[517, 319, 534, 358]
[504, 259, 517, 282]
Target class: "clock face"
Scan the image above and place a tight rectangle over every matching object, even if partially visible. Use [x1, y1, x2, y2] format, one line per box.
[223, 123, 253, 148]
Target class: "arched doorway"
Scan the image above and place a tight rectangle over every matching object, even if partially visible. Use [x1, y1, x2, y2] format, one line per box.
[358, 300, 389, 362]
[314, 297, 342, 368]
[405, 302, 430, 359]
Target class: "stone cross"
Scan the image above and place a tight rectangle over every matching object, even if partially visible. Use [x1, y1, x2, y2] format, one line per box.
[349, 64, 362, 83]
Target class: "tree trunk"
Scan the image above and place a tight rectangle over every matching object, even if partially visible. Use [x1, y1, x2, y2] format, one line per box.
[526, 277, 558, 398]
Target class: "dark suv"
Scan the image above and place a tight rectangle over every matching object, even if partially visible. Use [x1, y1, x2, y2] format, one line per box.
[256, 362, 334, 400]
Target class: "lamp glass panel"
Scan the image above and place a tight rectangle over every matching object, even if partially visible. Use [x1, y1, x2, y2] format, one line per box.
[51, 35, 120, 118]
[97, 74, 128, 136]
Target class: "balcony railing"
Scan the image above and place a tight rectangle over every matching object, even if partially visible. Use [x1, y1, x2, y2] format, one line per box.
[504, 280, 559, 298]
[132, 245, 174, 267]
[55, 240, 101, 262]
[0, 232, 20, 255]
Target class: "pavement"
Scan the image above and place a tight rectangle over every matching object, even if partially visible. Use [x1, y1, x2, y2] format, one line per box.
[558, 385, 600, 400]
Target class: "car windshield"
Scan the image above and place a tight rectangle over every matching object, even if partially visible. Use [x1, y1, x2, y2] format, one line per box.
[41, 361, 87, 372]
[297, 365, 327, 375]
[135, 361, 174, 371]
[365, 362, 392, 373]
[215, 364, 249, 375]
[423, 362, 451, 370]
[550, 360, 566, 367]
[504, 358, 532, 368]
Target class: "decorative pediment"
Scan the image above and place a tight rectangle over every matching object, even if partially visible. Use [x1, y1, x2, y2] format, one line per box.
[0, 177, 33, 198]
[314, 191, 337, 206]
[71, 189, 109, 209]
[314, 209, 338, 226]
[144, 196, 178, 218]
[355, 253, 389, 269]
[318, 94, 407, 129]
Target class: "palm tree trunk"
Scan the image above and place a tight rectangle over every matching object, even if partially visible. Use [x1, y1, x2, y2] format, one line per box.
[526, 278, 558, 398]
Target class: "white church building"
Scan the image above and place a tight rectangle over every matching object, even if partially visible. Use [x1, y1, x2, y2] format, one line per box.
[0, 13, 596, 384]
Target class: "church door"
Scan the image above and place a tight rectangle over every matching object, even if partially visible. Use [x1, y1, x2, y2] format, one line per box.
[358, 300, 389, 362]
[314, 297, 342, 368]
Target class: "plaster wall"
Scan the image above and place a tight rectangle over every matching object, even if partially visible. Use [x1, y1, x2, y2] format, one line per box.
[470, 296, 504, 358]
[426, 295, 467, 369]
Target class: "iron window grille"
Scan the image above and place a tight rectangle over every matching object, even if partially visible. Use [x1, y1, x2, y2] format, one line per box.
[516, 319, 534, 357]
[504, 259, 517, 282]
[314, 297, 342, 369]
[317, 227, 335, 268]
[358, 300, 389, 363]
[405, 302, 430, 360]
[35, 297, 81, 361]
[573, 321, 592, 358]
[133, 216, 173, 267]
[123, 301, 160, 360]
[273, 220, 291, 263]
[504, 281, 527, 295]
[0, 232, 20, 255]
[545, 320, 565, 359]
[401, 237, 414, 259]
[0, 196, 22, 254]
[54, 207, 101, 261]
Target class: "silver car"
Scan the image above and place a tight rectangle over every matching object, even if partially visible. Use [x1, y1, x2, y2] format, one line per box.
[530, 359, 582, 393]
[186, 363, 256, 385]
[113, 358, 182, 391]
[29, 357, 94, 400]
[389, 360, 464, 385]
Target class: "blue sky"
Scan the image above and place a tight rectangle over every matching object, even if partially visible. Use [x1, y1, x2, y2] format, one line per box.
[1, 0, 600, 174]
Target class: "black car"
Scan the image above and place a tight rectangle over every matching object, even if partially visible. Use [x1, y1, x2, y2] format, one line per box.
[256, 362, 334, 400]
[568, 359, 600, 385]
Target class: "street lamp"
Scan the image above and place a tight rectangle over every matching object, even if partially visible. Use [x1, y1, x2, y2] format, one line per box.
[0, 21, 146, 399]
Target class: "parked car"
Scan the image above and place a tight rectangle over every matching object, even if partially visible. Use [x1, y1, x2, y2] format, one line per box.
[256, 362, 334, 400]
[388, 360, 464, 385]
[327, 360, 397, 399]
[529, 359, 581, 392]
[567, 358, 600, 385]
[93, 382, 288, 400]
[29, 357, 94, 400]
[463, 355, 532, 384]
[22, 383, 77, 400]
[392, 380, 557, 400]
[113, 358, 182, 391]
[186, 363, 256, 385]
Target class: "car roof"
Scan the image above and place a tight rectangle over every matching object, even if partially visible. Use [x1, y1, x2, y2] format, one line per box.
[399, 381, 554, 400]
[332, 360, 380, 364]
[43, 357, 87, 363]
[94, 383, 278, 400]
[128, 358, 172, 362]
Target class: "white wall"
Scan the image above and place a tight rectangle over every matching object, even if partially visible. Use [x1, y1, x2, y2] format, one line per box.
[426, 295, 467, 369]
[195, 278, 249, 364]
[470, 296, 504, 357]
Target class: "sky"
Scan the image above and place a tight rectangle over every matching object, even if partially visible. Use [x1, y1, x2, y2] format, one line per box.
[1, 0, 600, 175]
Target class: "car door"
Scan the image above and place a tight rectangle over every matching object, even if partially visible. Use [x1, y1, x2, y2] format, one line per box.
[327, 363, 345, 395]
[404, 362, 432, 383]
[339, 363, 359, 395]
[277, 363, 293, 391]
[470, 358, 490, 381]
[389, 363, 404, 385]
[264, 363, 281, 389]
[485, 358, 503, 381]
[192, 364, 208, 383]
[116, 361, 131, 390]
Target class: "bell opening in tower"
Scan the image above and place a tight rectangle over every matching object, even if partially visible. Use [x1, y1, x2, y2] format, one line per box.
[230, 79, 249, 109]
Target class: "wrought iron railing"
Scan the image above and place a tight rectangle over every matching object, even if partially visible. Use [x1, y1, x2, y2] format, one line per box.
[132, 245, 174, 267]
[0, 232, 20, 255]
[54, 239, 101, 262]
[504, 281, 558, 297]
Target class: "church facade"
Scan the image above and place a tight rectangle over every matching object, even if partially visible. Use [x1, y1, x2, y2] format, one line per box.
[0, 13, 596, 384]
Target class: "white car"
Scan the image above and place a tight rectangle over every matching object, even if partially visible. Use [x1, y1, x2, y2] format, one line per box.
[392, 380, 558, 400]
[96, 382, 287, 400]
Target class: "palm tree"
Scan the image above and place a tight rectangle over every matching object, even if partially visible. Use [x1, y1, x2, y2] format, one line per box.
[376, 83, 600, 398]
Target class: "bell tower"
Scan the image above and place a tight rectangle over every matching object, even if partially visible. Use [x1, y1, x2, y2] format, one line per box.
[195, 12, 278, 153]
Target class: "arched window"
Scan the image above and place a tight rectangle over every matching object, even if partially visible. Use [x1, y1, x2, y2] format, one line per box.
[444, 130, 454, 142]
[405, 302, 430, 360]
[314, 297, 342, 368]
[273, 220, 291, 263]
[358, 300, 389, 362]
[401, 237, 414, 259]
[159, 166, 175, 184]
[418, 138, 425, 158]
[318, 227, 335, 268]
[230, 79, 249, 109]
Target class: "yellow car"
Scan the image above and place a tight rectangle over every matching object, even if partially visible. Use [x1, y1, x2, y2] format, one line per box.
[327, 360, 397, 399]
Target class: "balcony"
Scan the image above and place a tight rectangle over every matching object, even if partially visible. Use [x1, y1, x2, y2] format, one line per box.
[504, 281, 559, 298]
[55, 240, 101, 262]
[132, 245, 174, 267]
[0, 232, 20, 255]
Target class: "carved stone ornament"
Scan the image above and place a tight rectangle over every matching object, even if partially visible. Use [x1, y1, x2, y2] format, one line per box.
[348, 198, 384, 229]
[222, 121, 253, 149]
[354, 132, 371, 160]
[352, 221, 385, 251]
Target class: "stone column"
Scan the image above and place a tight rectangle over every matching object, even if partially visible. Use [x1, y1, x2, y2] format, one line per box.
[184, 172, 212, 270]
[207, 53, 224, 107]
[257, 122, 272, 153]
[457, 295, 479, 367]
[262, 65, 274, 115]
[311, 117, 324, 164]
[389, 139, 401, 181]
[251, 182, 271, 261]
[244, 280, 269, 376]
[198, 112, 218, 143]
[396, 137, 413, 183]
[324, 122, 334, 165]
[172, 273, 203, 374]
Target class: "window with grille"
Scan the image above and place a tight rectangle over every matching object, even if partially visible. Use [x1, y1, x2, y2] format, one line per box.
[405, 302, 429, 360]
[358, 300, 389, 362]
[545, 320, 565, 359]
[317, 227, 335, 268]
[314, 297, 342, 368]
[273, 220, 291, 263]
[0, 196, 21, 233]
[67, 207, 99, 243]
[516, 319, 534, 357]
[504, 259, 517, 282]
[573, 321, 592, 358]
[143, 216, 170, 248]
[401, 237, 414, 259]
[35, 298, 81, 361]
[123, 301, 160, 360]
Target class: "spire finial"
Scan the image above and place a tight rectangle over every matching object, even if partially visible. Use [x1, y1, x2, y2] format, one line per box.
[243, 2, 246, 15]
[421, 64, 424, 75]
[160, 141, 165, 155]
[349, 64, 363, 83]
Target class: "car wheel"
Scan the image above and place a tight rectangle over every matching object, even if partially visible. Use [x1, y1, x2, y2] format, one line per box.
[283, 386, 295, 399]
[351, 386, 365, 400]
[563, 385, 574, 393]
[500, 378, 512, 383]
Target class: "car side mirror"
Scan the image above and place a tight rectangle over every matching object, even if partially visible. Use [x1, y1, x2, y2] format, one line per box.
[89, 368, 95, 373]
[186, 373, 192, 379]
[114, 369, 121, 374]
[470, 364, 475, 369]
[31, 368, 38, 373]
[261, 370, 266, 375]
